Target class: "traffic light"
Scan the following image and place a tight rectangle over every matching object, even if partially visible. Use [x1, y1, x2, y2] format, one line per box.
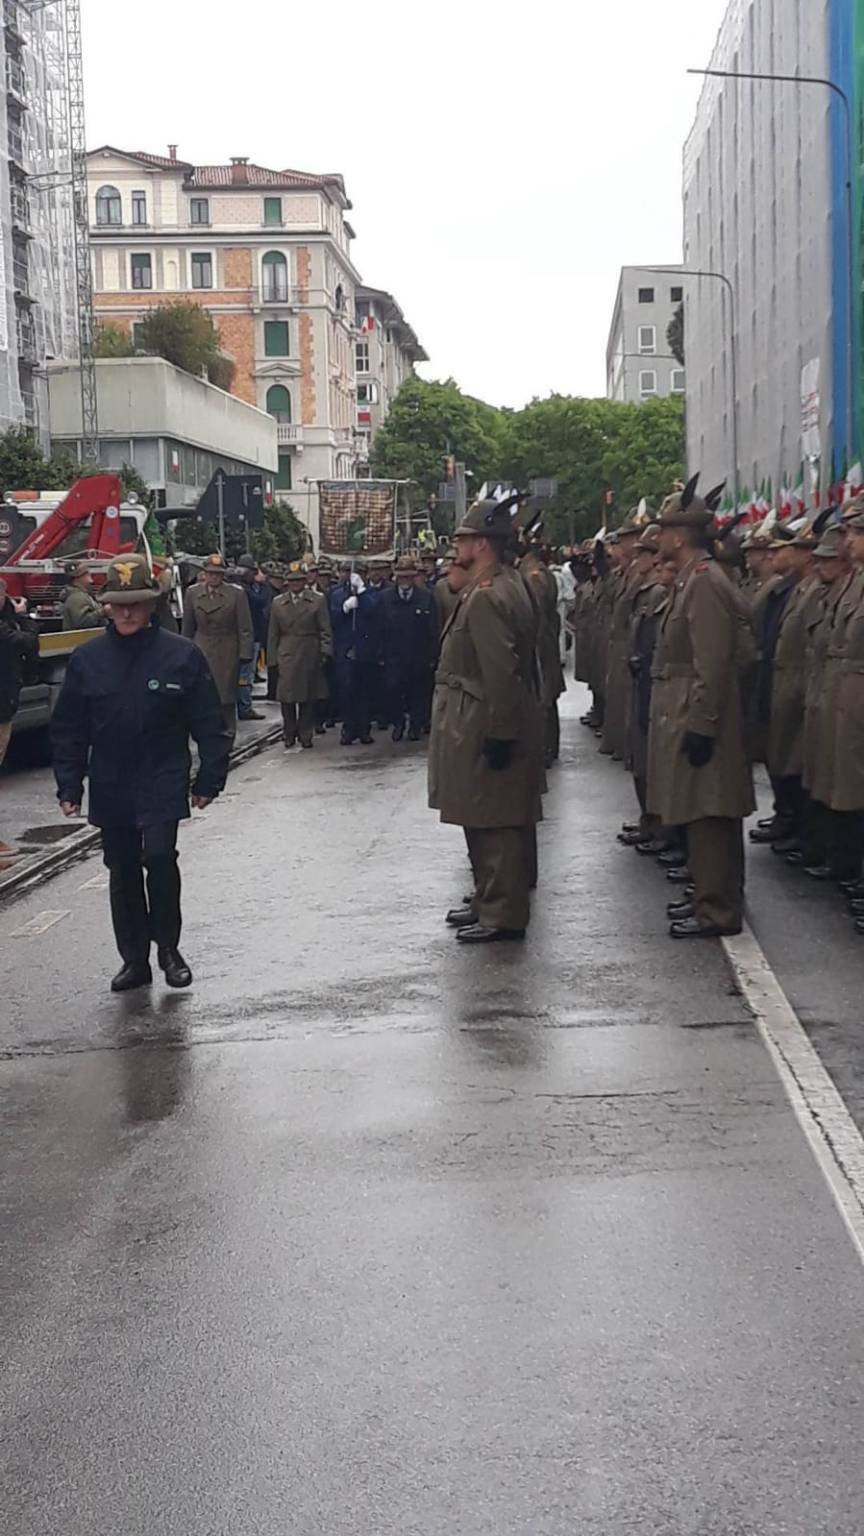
[443, 454, 456, 482]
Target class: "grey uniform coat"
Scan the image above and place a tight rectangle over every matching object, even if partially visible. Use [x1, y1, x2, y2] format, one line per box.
[182, 581, 253, 705]
[828, 570, 864, 812]
[428, 564, 543, 829]
[268, 588, 333, 703]
[647, 554, 755, 826]
[768, 575, 822, 778]
[809, 571, 862, 806]
[520, 551, 565, 705]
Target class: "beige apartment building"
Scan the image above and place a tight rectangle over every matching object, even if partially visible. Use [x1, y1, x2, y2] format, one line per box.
[85, 145, 361, 543]
[353, 285, 426, 465]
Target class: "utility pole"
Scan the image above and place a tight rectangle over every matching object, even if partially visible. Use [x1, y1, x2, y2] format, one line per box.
[63, 0, 99, 461]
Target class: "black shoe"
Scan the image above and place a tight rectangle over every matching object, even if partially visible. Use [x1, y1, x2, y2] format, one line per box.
[300, 738, 314, 749]
[456, 924, 526, 944]
[621, 822, 640, 834]
[407, 727, 422, 742]
[771, 837, 801, 856]
[392, 722, 405, 742]
[669, 917, 742, 939]
[840, 878, 864, 897]
[848, 900, 864, 917]
[667, 900, 695, 919]
[657, 848, 686, 868]
[158, 947, 193, 988]
[749, 823, 784, 845]
[804, 864, 833, 881]
[238, 710, 266, 722]
[617, 829, 645, 846]
[756, 816, 775, 830]
[111, 961, 152, 993]
[785, 850, 807, 867]
[634, 839, 667, 856]
[340, 730, 354, 745]
[283, 736, 297, 750]
[315, 724, 326, 735]
[324, 719, 336, 729]
[446, 907, 476, 928]
[855, 918, 864, 935]
[666, 866, 692, 885]
[359, 734, 374, 745]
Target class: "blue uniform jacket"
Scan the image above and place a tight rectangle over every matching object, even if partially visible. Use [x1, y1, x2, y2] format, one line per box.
[328, 582, 380, 664]
[51, 621, 231, 827]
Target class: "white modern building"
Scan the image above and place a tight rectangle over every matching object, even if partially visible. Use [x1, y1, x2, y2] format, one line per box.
[682, 0, 850, 496]
[354, 285, 427, 464]
[606, 266, 686, 404]
[0, 0, 78, 444]
[48, 356, 278, 510]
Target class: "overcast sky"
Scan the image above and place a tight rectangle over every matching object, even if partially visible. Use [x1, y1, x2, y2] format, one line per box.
[83, 0, 723, 409]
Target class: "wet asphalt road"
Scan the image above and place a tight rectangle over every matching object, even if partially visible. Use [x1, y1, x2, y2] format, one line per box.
[3, 687, 864, 1534]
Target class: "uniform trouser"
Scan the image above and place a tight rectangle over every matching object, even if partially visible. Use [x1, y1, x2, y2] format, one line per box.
[545, 702, 560, 761]
[222, 702, 237, 743]
[282, 701, 316, 745]
[102, 821, 181, 965]
[464, 825, 531, 932]
[339, 659, 372, 741]
[389, 669, 429, 733]
[686, 817, 745, 932]
[267, 665, 279, 703]
[769, 773, 805, 835]
[633, 774, 660, 840]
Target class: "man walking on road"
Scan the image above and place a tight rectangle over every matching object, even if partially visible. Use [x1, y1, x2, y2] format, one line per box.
[182, 552, 253, 742]
[429, 496, 543, 944]
[649, 477, 755, 939]
[268, 562, 333, 749]
[51, 555, 230, 993]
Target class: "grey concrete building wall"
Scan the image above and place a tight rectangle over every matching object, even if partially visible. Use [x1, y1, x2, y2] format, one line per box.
[683, 0, 832, 495]
[606, 266, 686, 404]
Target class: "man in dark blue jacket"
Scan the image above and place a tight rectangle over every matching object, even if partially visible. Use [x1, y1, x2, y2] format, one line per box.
[328, 562, 378, 744]
[380, 556, 438, 739]
[52, 555, 230, 993]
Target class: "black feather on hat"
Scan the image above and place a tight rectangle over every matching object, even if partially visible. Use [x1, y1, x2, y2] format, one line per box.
[680, 473, 700, 510]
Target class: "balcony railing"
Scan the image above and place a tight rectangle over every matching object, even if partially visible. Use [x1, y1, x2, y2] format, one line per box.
[276, 423, 303, 447]
[261, 283, 294, 307]
[10, 183, 30, 231]
[16, 319, 37, 363]
[3, 0, 24, 40]
[8, 122, 25, 167]
[6, 53, 26, 103]
[12, 252, 30, 294]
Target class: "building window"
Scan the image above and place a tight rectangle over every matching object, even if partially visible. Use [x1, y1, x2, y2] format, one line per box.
[639, 370, 658, 398]
[356, 382, 378, 405]
[671, 369, 686, 394]
[95, 185, 122, 226]
[355, 340, 369, 374]
[132, 321, 146, 349]
[190, 197, 210, 226]
[264, 196, 282, 226]
[131, 253, 153, 290]
[191, 252, 213, 290]
[275, 453, 292, 490]
[262, 250, 288, 303]
[670, 286, 683, 303]
[131, 191, 147, 226]
[266, 384, 291, 421]
[264, 320, 290, 356]
[638, 287, 655, 303]
[638, 325, 656, 354]
[355, 298, 370, 328]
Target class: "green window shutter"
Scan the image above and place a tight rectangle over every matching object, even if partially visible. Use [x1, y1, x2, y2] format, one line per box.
[264, 321, 289, 356]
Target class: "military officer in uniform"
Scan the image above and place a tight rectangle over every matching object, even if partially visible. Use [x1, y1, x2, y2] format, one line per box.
[61, 562, 105, 631]
[51, 555, 230, 992]
[268, 562, 333, 749]
[182, 551, 254, 741]
[519, 516, 565, 766]
[648, 477, 755, 938]
[428, 496, 543, 944]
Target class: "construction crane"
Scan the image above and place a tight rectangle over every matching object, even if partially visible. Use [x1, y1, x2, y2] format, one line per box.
[22, 0, 98, 460]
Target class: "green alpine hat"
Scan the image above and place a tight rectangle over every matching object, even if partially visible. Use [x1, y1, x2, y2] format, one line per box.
[455, 493, 521, 540]
[659, 473, 725, 529]
[814, 525, 845, 558]
[100, 554, 159, 605]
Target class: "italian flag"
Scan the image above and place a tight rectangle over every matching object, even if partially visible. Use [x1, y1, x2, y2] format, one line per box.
[778, 482, 793, 520]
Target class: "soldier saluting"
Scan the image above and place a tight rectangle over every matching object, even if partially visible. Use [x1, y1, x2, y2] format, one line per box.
[648, 476, 755, 939]
[428, 495, 543, 944]
[51, 555, 230, 992]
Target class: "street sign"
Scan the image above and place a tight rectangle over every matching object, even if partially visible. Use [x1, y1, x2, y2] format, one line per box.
[196, 471, 266, 530]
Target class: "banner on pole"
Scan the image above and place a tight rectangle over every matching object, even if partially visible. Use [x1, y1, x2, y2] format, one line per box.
[800, 358, 821, 461]
[318, 480, 398, 557]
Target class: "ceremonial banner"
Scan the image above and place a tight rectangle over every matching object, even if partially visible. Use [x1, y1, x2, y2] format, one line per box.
[318, 480, 397, 557]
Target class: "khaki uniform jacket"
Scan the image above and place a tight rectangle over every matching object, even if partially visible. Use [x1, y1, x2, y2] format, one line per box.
[268, 587, 333, 704]
[603, 563, 642, 757]
[767, 575, 822, 778]
[520, 551, 565, 706]
[809, 570, 862, 806]
[568, 582, 591, 683]
[647, 555, 755, 826]
[828, 569, 864, 812]
[182, 581, 253, 705]
[428, 563, 543, 829]
[589, 573, 614, 696]
[433, 577, 460, 636]
[802, 580, 840, 796]
[61, 586, 104, 631]
[627, 578, 664, 781]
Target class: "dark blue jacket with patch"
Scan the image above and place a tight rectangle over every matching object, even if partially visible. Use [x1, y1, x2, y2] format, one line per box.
[51, 621, 230, 827]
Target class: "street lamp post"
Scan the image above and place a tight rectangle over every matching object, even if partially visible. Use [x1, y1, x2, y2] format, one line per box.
[688, 67, 856, 467]
[645, 267, 740, 507]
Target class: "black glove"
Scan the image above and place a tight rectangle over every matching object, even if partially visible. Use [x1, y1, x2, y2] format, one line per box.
[483, 738, 514, 771]
[682, 731, 715, 768]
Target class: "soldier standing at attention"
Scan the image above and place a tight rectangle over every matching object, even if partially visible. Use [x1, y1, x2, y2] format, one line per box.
[428, 497, 542, 944]
[51, 555, 230, 993]
[519, 517, 565, 767]
[649, 477, 755, 939]
[182, 552, 254, 742]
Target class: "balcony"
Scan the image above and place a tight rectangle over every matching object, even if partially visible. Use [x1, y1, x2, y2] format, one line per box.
[12, 251, 30, 297]
[16, 317, 37, 364]
[10, 183, 30, 233]
[3, 0, 24, 41]
[276, 423, 303, 448]
[7, 121, 25, 168]
[5, 53, 26, 105]
[258, 284, 296, 308]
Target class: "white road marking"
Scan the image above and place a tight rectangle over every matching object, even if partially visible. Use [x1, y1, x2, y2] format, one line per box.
[78, 874, 108, 890]
[10, 910, 71, 938]
[724, 924, 864, 1265]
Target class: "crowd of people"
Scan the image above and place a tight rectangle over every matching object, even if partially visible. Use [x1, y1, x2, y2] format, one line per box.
[566, 476, 864, 940]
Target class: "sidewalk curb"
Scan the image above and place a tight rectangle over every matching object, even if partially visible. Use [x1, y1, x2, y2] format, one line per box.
[0, 723, 283, 906]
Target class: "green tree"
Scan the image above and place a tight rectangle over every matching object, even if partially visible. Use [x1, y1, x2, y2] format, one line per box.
[94, 323, 135, 358]
[370, 376, 506, 512]
[0, 425, 59, 495]
[667, 303, 685, 366]
[250, 500, 307, 564]
[136, 301, 232, 388]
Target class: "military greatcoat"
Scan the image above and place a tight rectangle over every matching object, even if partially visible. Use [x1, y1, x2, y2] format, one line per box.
[268, 587, 333, 704]
[182, 581, 253, 705]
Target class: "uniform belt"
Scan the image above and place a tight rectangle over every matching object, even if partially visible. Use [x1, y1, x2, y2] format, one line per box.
[839, 659, 864, 675]
[436, 672, 485, 701]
